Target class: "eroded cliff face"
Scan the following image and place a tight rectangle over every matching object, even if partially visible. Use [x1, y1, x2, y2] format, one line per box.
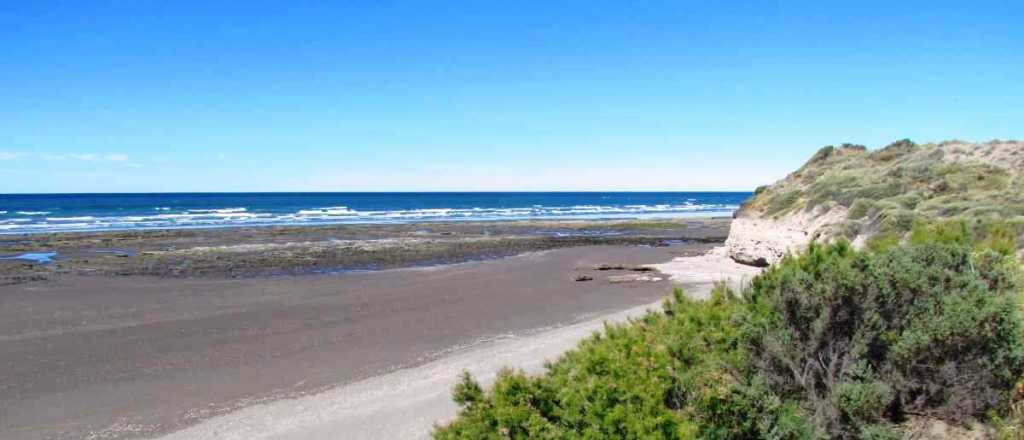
[725, 204, 848, 266]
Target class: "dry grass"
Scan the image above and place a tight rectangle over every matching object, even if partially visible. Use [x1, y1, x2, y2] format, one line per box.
[738, 140, 1024, 246]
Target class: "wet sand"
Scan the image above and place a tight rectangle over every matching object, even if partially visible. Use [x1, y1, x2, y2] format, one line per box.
[0, 242, 714, 440]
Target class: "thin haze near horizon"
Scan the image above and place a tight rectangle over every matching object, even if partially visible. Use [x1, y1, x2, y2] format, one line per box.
[2, 1, 1022, 194]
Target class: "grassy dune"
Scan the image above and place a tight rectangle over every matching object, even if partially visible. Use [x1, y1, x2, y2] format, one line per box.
[739, 140, 1024, 249]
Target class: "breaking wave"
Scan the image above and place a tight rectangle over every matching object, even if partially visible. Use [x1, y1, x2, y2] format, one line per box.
[0, 202, 738, 234]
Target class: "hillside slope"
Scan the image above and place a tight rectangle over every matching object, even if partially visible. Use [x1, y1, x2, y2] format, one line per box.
[727, 139, 1024, 266]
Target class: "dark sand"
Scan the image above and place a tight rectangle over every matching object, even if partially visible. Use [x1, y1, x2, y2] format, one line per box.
[0, 242, 714, 440]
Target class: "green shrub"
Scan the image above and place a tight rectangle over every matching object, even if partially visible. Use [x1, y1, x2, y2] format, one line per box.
[807, 174, 857, 208]
[435, 228, 1024, 440]
[865, 232, 901, 253]
[741, 241, 1024, 438]
[870, 139, 917, 162]
[452, 371, 484, 406]
[836, 377, 893, 423]
[434, 288, 820, 439]
[848, 199, 874, 221]
[889, 192, 923, 210]
[878, 209, 916, 233]
[808, 146, 836, 165]
[909, 219, 1019, 257]
[834, 221, 863, 240]
[845, 182, 903, 206]
[992, 400, 1024, 440]
[975, 221, 1020, 257]
[766, 190, 802, 217]
[941, 164, 1010, 193]
[435, 289, 736, 439]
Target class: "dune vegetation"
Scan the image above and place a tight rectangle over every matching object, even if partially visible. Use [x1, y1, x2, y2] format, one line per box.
[738, 140, 1024, 251]
[434, 221, 1024, 439]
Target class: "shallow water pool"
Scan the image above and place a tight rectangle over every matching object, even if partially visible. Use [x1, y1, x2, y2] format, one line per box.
[0, 251, 58, 264]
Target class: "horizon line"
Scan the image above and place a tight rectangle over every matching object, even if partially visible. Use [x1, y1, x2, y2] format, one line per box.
[0, 189, 756, 196]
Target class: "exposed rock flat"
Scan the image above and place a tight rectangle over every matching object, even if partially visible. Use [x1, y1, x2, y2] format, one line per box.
[649, 246, 763, 297]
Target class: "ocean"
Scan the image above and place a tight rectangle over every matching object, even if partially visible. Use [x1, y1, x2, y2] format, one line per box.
[0, 192, 751, 234]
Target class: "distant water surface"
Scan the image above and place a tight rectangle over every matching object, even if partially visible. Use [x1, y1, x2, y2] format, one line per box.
[0, 192, 751, 234]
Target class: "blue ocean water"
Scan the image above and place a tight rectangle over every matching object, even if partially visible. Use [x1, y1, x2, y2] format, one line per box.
[0, 192, 751, 234]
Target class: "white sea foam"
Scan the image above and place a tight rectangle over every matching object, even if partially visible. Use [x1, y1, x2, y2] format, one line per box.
[0, 202, 739, 234]
[187, 207, 248, 214]
[46, 216, 97, 222]
[297, 206, 357, 216]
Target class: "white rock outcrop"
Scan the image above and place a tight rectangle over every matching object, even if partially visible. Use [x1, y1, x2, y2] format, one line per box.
[725, 206, 848, 267]
[648, 247, 764, 298]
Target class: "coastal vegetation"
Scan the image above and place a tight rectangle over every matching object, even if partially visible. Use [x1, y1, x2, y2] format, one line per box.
[434, 227, 1024, 439]
[735, 140, 1024, 251]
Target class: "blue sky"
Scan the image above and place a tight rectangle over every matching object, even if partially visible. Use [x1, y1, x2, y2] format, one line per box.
[2, 1, 1022, 193]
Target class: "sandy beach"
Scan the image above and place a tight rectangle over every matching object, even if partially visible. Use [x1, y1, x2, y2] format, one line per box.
[0, 219, 729, 440]
[146, 246, 761, 440]
[155, 296, 687, 440]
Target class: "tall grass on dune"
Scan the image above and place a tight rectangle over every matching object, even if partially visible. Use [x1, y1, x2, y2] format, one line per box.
[737, 140, 1024, 249]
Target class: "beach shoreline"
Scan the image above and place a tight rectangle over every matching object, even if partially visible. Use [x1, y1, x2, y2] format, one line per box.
[150, 244, 764, 440]
[0, 219, 731, 440]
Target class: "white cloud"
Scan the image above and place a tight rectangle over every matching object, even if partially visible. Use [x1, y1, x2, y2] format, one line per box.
[9, 152, 141, 167]
[39, 153, 132, 163]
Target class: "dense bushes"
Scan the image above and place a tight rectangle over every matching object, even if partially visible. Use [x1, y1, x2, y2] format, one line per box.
[742, 241, 1024, 438]
[434, 239, 1024, 439]
[433, 288, 785, 439]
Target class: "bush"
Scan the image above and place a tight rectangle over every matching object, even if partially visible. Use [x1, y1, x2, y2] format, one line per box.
[870, 139, 917, 162]
[878, 209, 916, 233]
[740, 241, 1024, 438]
[766, 190, 802, 217]
[434, 288, 817, 439]
[910, 219, 1019, 257]
[435, 232, 1024, 440]
[992, 399, 1024, 440]
[808, 146, 836, 165]
[848, 199, 874, 221]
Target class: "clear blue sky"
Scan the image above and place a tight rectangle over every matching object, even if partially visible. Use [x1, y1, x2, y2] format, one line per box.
[2, 1, 1022, 193]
